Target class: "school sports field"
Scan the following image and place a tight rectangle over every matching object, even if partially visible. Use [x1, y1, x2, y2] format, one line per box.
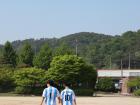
[0, 96, 140, 105]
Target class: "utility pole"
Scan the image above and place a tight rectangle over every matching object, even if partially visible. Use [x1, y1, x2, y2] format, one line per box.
[34, 45, 37, 56]
[34, 38, 37, 56]
[121, 59, 123, 70]
[110, 56, 112, 69]
[121, 59, 123, 77]
[128, 52, 131, 70]
[75, 39, 78, 56]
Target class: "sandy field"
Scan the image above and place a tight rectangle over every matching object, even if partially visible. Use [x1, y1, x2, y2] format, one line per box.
[0, 96, 140, 105]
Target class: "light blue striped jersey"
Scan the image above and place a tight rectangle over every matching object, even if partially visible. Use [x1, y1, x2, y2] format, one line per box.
[61, 88, 76, 105]
[42, 86, 60, 105]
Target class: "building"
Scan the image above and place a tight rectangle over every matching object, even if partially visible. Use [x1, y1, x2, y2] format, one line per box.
[97, 69, 140, 94]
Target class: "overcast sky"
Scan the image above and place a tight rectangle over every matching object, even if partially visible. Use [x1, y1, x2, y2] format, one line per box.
[0, 0, 140, 44]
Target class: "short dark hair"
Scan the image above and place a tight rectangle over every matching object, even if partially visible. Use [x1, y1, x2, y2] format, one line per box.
[46, 80, 54, 86]
[63, 81, 71, 87]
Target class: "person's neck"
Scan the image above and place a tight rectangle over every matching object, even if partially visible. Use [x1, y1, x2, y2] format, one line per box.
[65, 86, 69, 89]
[48, 85, 51, 87]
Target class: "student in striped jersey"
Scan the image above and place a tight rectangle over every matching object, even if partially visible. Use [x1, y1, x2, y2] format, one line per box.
[40, 80, 61, 105]
[61, 82, 77, 105]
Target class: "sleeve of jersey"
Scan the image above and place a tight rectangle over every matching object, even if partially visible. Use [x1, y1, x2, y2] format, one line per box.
[56, 89, 60, 97]
[42, 89, 47, 97]
[60, 91, 64, 99]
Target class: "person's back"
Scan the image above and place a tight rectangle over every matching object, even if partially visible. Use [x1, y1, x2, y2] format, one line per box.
[40, 80, 60, 105]
[43, 86, 59, 105]
[61, 88, 76, 105]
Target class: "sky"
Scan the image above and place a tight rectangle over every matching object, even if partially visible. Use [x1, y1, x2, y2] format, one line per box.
[0, 0, 140, 44]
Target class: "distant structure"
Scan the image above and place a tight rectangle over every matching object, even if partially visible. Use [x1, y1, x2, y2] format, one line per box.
[97, 69, 140, 94]
[75, 39, 78, 56]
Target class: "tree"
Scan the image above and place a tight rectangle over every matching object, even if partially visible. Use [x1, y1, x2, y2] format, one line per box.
[33, 43, 52, 70]
[127, 78, 140, 89]
[13, 68, 47, 94]
[3, 29, 140, 69]
[0, 68, 15, 92]
[19, 43, 34, 67]
[127, 78, 140, 96]
[47, 55, 97, 88]
[0, 47, 2, 57]
[96, 78, 115, 92]
[0, 41, 17, 67]
[54, 43, 74, 56]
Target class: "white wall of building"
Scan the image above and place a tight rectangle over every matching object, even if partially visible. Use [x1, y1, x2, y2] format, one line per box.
[98, 70, 140, 77]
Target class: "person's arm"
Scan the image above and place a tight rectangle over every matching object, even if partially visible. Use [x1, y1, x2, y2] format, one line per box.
[74, 99, 77, 105]
[60, 91, 63, 105]
[41, 89, 46, 105]
[56, 89, 61, 104]
[60, 98, 63, 105]
[72, 91, 77, 105]
[40, 97, 45, 105]
[57, 96, 61, 104]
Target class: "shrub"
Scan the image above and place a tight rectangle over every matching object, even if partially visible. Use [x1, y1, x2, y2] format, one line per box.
[13, 68, 47, 94]
[14, 86, 44, 95]
[15, 86, 32, 94]
[127, 78, 140, 88]
[96, 78, 115, 92]
[74, 88, 94, 96]
[128, 78, 140, 95]
[134, 89, 140, 96]
[0, 68, 15, 92]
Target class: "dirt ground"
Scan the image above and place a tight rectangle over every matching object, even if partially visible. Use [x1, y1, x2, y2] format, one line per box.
[0, 96, 140, 105]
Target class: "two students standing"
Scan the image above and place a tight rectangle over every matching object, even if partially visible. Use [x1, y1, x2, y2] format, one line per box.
[40, 80, 77, 105]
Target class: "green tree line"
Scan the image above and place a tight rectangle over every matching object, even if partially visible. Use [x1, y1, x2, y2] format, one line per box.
[1, 30, 140, 69]
[0, 41, 97, 95]
[0, 29, 140, 95]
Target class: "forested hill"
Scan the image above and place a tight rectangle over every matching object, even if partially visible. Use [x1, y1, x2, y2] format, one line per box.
[1, 30, 140, 69]
[8, 32, 113, 53]
[60, 32, 112, 45]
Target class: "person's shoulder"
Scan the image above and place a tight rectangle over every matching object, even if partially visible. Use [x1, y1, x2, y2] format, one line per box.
[43, 87, 47, 90]
[44, 87, 49, 90]
[43, 88, 48, 92]
[68, 88, 75, 93]
[52, 86, 59, 91]
[68, 88, 73, 92]
[52, 86, 56, 89]
[61, 89, 66, 94]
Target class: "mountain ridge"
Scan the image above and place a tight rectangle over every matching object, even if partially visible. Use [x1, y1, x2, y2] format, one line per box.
[1, 30, 140, 69]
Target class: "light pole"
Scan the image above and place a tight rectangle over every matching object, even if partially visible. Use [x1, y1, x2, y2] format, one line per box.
[75, 39, 78, 56]
[110, 56, 112, 69]
[128, 52, 131, 69]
